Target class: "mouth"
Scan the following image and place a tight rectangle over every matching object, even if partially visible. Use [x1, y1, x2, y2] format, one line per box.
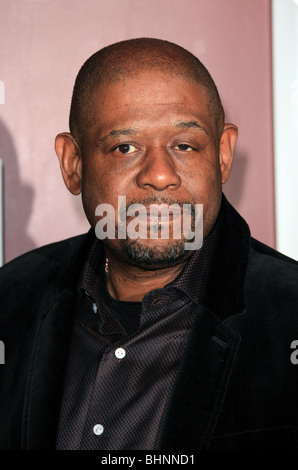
[94, 196, 202, 249]
[141, 206, 182, 221]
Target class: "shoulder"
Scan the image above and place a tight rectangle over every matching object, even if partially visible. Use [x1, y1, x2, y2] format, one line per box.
[0, 233, 88, 282]
[245, 238, 298, 307]
[0, 233, 91, 309]
[249, 238, 298, 279]
[0, 232, 91, 347]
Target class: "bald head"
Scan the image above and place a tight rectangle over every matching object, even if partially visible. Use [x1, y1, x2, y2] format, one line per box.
[69, 38, 225, 146]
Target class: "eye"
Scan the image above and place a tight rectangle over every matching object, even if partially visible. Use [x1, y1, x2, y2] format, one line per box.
[114, 144, 137, 154]
[174, 144, 194, 152]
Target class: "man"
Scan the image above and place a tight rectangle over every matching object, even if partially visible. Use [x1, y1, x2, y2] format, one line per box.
[0, 38, 297, 451]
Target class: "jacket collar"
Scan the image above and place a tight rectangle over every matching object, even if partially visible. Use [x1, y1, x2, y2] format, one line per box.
[49, 192, 251, 318]
[201, 193, 250, 319]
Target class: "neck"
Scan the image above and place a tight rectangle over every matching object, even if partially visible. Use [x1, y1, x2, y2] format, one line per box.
[104, 251, 188, 302]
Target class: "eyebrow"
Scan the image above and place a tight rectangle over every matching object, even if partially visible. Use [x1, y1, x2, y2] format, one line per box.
[175, 121, 208, 134]
[98, 120, 208, 144]
[99, 128, 138, 143]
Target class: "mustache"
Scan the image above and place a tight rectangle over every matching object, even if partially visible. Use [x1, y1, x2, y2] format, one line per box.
[126, 194, 194, 206]
[119, 195, 196, 218]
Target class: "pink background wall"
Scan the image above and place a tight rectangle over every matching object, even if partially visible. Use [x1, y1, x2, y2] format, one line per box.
[0, 0, 274, 263]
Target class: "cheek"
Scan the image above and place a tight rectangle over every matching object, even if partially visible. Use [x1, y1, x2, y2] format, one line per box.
[184, 160, 222, 236]
[81, 161, 131, 228]
[82, 160, 115, 200]
[201, 170, 222, 235]
[80, 164, 105, 228]
[185, 158, 221, 200]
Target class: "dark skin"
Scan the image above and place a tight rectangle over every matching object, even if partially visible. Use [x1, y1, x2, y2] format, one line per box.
[55, 70, 238, 301]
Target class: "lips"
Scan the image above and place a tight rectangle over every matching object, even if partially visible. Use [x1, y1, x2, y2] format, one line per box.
[135, 205, 183, 222]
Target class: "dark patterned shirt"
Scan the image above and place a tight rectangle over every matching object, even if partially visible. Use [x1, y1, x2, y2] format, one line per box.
[56, 232, 214, 450]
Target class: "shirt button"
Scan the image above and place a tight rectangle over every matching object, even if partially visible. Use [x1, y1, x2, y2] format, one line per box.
[115, 347, 126, 359]
[93, 424, 104, 435]
[92, 303, 97, 313]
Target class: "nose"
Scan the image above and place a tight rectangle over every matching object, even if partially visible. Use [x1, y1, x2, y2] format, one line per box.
[136, 146, 181, 191]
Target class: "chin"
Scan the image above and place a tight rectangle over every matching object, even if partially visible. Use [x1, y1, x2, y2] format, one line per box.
[121, 238, 192, 269]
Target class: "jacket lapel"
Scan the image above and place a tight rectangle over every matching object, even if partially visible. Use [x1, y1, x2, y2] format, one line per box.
[159, 304, 241, 450]
[160, 195, 250, 450]
[21, 233, 92, 449]
[21, 287, 78, 449]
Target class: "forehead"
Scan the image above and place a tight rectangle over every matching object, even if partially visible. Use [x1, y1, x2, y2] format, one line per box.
[88, 71, 216, 137]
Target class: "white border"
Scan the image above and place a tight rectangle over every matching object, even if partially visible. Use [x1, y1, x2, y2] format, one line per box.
[272, 0, 298, 260]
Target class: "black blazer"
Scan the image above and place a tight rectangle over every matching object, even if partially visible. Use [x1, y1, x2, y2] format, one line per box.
[0, 196, 298, 450]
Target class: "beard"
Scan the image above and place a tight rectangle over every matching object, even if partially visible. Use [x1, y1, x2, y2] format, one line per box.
[121, 237, 190, 269]
[118, 193, 197, 268]
[99, 194, 200, 269]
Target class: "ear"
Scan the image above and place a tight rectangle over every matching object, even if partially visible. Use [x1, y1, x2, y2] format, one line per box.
[55, 132, 82, 195]
[219, 123, 238, 184]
